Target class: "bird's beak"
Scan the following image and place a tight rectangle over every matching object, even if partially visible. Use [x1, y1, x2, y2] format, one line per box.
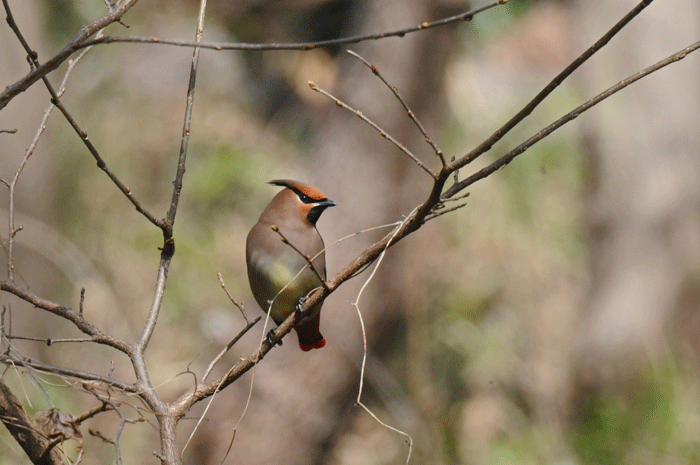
[318, 199, 336, 208]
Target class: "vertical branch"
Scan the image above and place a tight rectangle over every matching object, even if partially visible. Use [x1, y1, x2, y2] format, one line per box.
[136, 0, 207, 354]
[165, 3, 206, 227]
[136, 1, 208, 464]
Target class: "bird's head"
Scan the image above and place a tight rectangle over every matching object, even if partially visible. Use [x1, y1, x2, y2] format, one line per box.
[267, 179, 336, 226]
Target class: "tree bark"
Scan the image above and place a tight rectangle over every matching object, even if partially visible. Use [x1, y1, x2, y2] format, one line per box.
[0, 378, 63, 465]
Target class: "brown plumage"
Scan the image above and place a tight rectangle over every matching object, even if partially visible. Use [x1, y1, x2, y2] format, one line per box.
[246, 180, 335, 351]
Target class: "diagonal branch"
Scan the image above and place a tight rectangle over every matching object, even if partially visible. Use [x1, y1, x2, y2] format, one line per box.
[443, 38, 700, 198]
[2, 0, 164, 230]
[0, 0, 141, 111]
[448, 0, 654, 173]
[347, 49, 446, 166]
[271, 225, 328, 289]
[309, 81, 437, 178]
[181, 15, 700, 410]
[0, 377, 63, 465]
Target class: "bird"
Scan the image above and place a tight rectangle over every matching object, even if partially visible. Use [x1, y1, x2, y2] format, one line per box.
[246, 179, 335, 351]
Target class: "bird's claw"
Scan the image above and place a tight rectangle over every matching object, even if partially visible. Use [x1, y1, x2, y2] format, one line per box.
[266, 329, 282, 347]
[295, 296, 308, 320]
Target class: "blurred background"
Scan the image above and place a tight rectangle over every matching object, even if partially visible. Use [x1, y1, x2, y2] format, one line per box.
[1, 0, 700, 464]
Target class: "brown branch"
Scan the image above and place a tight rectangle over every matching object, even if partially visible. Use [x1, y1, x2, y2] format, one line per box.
[443, 38, 700, 198]
[201, 316, 261, 383]
[0, 281, 132, 354]
[75, 400, 113, 425]
[0, 354, 137, 392]
[0, 377, 63, 465]
[2, 0, 164, 235]
[346, 49, 446, 166]
[271, 225, 328, 289]
[80, 0, 507, 53]
[83, 385, 144, 465]
[217, 273, 249, 323]
[309, 81, 437, 178]
[0, 0, 141, 111]
[448, 0, 654, 174]
[0, 1, 506, 112]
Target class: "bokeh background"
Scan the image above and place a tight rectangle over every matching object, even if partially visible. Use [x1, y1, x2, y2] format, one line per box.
[2, 0, 700, 464]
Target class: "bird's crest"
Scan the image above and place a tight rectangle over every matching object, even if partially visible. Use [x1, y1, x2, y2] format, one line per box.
[269, 179, 328, 203]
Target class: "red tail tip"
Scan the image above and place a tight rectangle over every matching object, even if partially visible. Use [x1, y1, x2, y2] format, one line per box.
[299, 338, 326, 351]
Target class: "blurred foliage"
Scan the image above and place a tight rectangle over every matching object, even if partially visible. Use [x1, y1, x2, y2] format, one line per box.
[574, 365, 700, 465]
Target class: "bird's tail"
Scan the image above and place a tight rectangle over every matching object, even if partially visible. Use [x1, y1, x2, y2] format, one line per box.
[295, 314, 326, 351]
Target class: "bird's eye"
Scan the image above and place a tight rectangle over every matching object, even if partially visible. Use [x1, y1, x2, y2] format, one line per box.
[299, 193, 311, 203]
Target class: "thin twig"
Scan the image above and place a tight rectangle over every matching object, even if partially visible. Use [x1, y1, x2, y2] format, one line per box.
[4, 335, 95, 345]
[424, 202, 469, 221]
[83, 386, 137, 465]
[75, 400, 113, 425]
[201, 316, 261, 383]
[347, 50, 446, 166]
[0, 129, 18, 134]
[352, 209, 417, 464]
[78, 1, 508, 53]
[1, 0, 162, 230]
[449, 0, 654, 173]
[133, 0, 207, 357]
[309, 81, 437, 178]
[182, 363, 236, 455]
[0, 355, 136, 392]
[0, 0, 141, 111]
[271, 225, 328, 289]
[217, 273, 248, 323]
[0, 2, 509, 112]
[0, 281, 131, 353]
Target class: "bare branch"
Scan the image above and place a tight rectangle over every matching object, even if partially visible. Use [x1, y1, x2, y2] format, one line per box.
[217, 273, 249, 323]
[309, 81, 437, 178]
[424, 201, 469, 222]
[443, 38, 700, 198]
[0, 0, 141, 111]
[4, 335, 95, 345]
[75, 400, 113, 425]
[449, 0, 654, 173]
[0, 354, 136, 393]
[0, 281, 132, 354]
[347, 49, 446, 166]
[78, 0, 508, 53]
[0, 377, 63, 465]
[271, 225, 328, 289]
[201, 316, 261, 383]
[83, 385, 143, 465]
[0, 1, 507, 113]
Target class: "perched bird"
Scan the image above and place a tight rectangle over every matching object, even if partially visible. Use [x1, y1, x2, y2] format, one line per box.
[246, 180, 335, 351]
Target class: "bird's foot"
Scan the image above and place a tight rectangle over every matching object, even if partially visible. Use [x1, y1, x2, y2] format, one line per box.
[266, 329, 282, 347]
[295, 296, 308, 320]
